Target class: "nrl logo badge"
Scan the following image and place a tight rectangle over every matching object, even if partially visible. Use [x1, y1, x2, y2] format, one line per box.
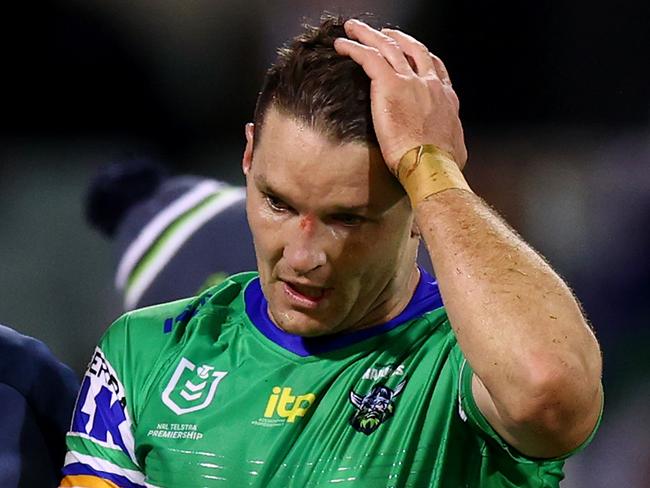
[349, 380, 406, 435]
[162, 357, 227, 415]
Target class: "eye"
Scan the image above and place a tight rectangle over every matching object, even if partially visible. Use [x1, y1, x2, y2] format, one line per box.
[265, 194, 292, 213]
[331, 214, 365, 227]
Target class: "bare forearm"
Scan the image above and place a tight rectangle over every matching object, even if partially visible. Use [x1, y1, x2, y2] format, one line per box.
[334, 18, 602, 455]
[417, 188, 601, 421]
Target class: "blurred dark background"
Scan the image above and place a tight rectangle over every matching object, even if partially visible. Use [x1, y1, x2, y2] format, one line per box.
[0, 1, 648, 486]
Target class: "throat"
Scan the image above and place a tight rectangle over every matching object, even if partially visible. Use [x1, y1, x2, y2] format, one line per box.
[349, 266, 421, 333]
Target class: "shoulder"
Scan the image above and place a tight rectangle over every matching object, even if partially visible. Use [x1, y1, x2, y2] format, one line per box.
[0, 323, 57, 370]
[111, 271, 257, 335]
[0, 324, 79, 479]
[99, 271, 258, 372]
[76, 273, 257, 430]
[0, 324, 78, 398]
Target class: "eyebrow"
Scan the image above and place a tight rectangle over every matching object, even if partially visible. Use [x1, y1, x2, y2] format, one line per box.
[254, 174, 297, 208]
[254, 174, 292, 203]
[253, 173, 272, 192]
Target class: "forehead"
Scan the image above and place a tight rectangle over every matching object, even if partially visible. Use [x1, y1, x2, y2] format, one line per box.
[253, 109, 405, 213]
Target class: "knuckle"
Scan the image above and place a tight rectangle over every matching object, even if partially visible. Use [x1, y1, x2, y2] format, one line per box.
[382, 27, 401, 38]
[371, 48, 384, 60]
[430, 54, 450, 74]
[385, 37, 400, 49]
[426, 75, 444, 88]
[448, 90, 461, 109]
[360, 48, 385, 68]
[361, 46, 379, 57]
[383, 38, 403, 55]
[416, 43, 431, 56]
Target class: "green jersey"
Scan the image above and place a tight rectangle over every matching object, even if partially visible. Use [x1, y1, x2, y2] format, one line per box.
[63, 271, 586, 487]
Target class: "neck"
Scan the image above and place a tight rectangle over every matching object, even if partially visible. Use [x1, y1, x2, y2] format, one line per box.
[349, 264, 421, 334]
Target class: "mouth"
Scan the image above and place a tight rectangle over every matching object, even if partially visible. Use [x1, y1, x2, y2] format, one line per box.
[281, 280, 331, 308]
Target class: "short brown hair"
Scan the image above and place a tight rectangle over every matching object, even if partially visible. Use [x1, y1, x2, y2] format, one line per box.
[253, 15, 380, 147]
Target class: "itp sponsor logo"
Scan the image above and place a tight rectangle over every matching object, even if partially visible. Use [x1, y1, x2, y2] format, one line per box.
[263, 387, 316, 423]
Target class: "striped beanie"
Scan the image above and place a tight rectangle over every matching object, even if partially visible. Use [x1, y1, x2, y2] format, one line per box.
[86, 160, 257, 310]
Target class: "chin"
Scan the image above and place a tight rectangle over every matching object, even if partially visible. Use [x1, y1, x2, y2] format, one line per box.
[273, 310, 340, 338]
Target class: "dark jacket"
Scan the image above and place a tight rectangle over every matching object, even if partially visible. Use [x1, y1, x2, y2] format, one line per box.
[0, 324, 79, 487]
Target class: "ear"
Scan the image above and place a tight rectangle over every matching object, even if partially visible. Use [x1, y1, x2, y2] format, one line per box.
[242, 122, 255, 176]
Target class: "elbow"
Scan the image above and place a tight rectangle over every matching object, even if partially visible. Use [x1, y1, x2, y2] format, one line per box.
[504, 356, 602, 456]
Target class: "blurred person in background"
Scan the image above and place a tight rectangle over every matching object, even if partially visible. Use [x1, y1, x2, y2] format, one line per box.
[61, 15, 602, 487]
[0, 324, 78, 487]
[84, 158, 256, 311]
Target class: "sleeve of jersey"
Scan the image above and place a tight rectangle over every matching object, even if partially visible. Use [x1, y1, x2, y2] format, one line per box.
[61, 313, 147, 488]
[457, 357, 603, 463]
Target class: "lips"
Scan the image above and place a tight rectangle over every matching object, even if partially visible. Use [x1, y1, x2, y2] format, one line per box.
[281, 280, 331, 308]
[290, 283, 326, 299]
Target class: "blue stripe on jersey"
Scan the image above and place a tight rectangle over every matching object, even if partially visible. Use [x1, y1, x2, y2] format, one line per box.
[62, 463, 146, 488]
[244, 267, 443, 357]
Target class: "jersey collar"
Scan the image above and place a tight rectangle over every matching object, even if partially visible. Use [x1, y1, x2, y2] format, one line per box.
[244, 268, 443, 357]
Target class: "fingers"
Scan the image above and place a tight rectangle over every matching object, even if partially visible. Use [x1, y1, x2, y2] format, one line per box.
[335, 19, 453, 88]
[381, 28, 452, 86]
[430, 54, 452, 86]
[333, 37, 396, 81]
[342, 19, 414, 75]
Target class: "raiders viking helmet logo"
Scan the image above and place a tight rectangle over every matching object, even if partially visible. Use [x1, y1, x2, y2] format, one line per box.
[349, 380, 406, 435]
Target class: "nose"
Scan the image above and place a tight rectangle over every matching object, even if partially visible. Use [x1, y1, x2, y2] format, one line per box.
[283, 216, 327, 276]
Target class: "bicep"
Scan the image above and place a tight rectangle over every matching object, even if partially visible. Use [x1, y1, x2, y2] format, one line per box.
[471, 374, 533, 453]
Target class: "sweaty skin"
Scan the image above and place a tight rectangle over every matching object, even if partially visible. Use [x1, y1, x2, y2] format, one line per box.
[334, 19, 602, 459]
[242, 111, 421, 339]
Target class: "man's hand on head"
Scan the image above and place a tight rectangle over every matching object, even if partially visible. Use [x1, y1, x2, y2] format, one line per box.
[334, 19, 467, 173]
